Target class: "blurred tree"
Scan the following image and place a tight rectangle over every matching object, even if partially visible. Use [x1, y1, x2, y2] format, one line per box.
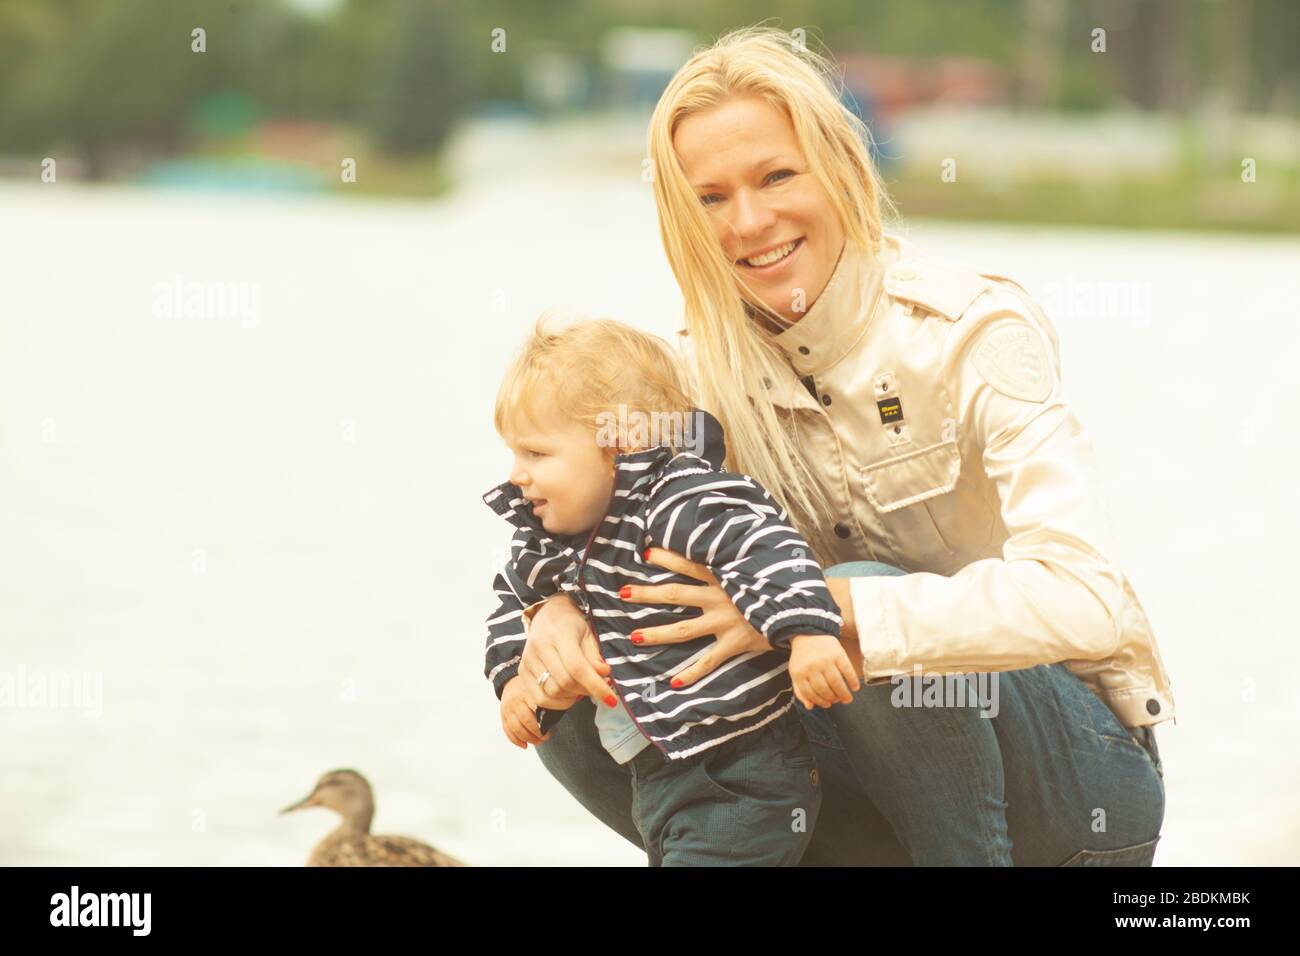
[251, 0, 397, 121]
[0, 0, 283, 176]
[1249, 0, 1299, 113]
[0, 0, 1292, 183]
[370, 0, 467, 154]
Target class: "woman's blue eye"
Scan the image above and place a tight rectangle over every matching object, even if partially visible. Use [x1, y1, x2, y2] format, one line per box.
[701, 170, 792, 205]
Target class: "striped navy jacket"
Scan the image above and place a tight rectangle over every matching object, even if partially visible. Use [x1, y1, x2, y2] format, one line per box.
[481, 408, 842, 761]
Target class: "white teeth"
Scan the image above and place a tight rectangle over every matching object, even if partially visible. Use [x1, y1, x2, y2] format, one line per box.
[743, 240, 797, 267]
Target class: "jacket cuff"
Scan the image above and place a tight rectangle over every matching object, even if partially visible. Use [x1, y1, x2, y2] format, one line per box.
[491, 660, 522, 700]
[848, 576, 907, 683]
[538, 706, 568, 735]
[766, 616, 841, 651]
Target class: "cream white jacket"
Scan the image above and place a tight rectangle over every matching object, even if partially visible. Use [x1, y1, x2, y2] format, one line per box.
[678, 234, 1175, 730]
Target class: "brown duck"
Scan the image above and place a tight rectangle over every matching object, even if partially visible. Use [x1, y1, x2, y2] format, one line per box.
[280, 769, 467, 867]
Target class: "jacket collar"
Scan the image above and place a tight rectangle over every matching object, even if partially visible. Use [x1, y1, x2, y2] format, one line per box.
[482, 407, 727, 552]
[758, 235, 899, 377]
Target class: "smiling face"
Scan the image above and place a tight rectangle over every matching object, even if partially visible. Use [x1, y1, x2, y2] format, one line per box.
[673, 95, 846, 325]
[502, 404, 617, 538]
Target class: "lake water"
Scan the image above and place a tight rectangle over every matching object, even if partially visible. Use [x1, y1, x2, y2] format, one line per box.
[2, 130, 1297, 865]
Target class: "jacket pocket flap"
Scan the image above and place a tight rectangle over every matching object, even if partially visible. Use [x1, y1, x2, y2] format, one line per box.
[861, 440, 960, 513]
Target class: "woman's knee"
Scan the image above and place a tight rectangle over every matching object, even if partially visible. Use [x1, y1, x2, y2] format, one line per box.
[823, 560, 908, 578]
[833, 677, 1001, 754]
[534, 698, 604, 783]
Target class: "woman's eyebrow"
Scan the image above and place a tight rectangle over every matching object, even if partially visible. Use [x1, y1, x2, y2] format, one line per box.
[693, 154, 790, 190]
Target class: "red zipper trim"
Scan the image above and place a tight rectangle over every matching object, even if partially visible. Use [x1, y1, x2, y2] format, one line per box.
[576, 488, 669, 758]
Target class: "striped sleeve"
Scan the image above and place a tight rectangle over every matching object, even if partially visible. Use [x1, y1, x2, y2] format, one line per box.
[645, 468, 842, 650]
[484, 531, 562, 700]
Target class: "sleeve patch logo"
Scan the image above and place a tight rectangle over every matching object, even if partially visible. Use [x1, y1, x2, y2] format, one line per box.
[972, 324, 1051, 403]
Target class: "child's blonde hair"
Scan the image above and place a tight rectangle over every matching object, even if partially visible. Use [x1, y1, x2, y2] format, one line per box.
[493, 309, 696, 458]
[648, 25, 895, 564]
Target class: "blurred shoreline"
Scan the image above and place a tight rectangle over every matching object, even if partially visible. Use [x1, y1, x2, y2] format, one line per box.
[6, 107, 1297, 233]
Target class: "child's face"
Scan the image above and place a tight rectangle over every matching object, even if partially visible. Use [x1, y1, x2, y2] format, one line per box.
[503, 408, 617, 538]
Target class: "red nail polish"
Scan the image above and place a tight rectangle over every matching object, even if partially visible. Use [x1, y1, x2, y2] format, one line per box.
[604, 695, 617, 707]
[631, 631, 643, 644]
[620, 585, 632, 599]
[643, 548, 651, 561]
[671, 678, 683, 688]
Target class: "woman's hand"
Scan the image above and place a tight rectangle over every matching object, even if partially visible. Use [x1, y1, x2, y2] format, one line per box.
[623, 547, 773, 687]
[519, 592, 618, 712]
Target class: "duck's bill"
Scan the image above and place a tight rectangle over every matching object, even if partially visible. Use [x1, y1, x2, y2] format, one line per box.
[278, 794, 318, 814]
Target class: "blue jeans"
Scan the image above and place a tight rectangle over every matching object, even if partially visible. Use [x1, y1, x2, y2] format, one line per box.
[536, 561, 1166, 865]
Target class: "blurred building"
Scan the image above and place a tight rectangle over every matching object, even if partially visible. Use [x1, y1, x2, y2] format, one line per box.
[599, 27, 698, 110]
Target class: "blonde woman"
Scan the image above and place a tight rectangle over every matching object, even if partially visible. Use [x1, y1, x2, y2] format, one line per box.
[515, 27, 1173, 866]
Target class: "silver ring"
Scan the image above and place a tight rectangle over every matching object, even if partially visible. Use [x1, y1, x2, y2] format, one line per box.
[535, 670, 551, 688]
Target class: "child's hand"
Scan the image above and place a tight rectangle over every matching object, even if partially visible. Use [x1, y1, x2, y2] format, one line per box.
[500, 675, 550, 749]
[789, 634, 861, 710]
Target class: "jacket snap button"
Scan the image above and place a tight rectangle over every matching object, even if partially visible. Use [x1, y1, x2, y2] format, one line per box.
[834, 523, 850, 539]
[809, 768, 819, 787]
[1146, 699, 1161, 715]
[798, 346, 810, 355]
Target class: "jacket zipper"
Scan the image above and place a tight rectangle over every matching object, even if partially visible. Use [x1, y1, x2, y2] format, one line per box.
[575, 489, 669, 758]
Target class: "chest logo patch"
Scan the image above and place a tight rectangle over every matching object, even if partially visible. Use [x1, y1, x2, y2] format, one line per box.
[877, 397, 904, 424]
[972, 323, 1051, 403]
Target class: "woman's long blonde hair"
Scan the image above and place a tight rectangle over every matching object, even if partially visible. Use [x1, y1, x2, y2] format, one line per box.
[648, 25, 893, 565]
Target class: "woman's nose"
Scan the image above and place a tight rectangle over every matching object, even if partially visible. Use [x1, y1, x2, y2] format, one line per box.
[729, 187, 777, 242]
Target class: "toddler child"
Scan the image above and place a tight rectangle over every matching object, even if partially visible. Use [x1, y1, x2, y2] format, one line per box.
[482, 313, 860, 865]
